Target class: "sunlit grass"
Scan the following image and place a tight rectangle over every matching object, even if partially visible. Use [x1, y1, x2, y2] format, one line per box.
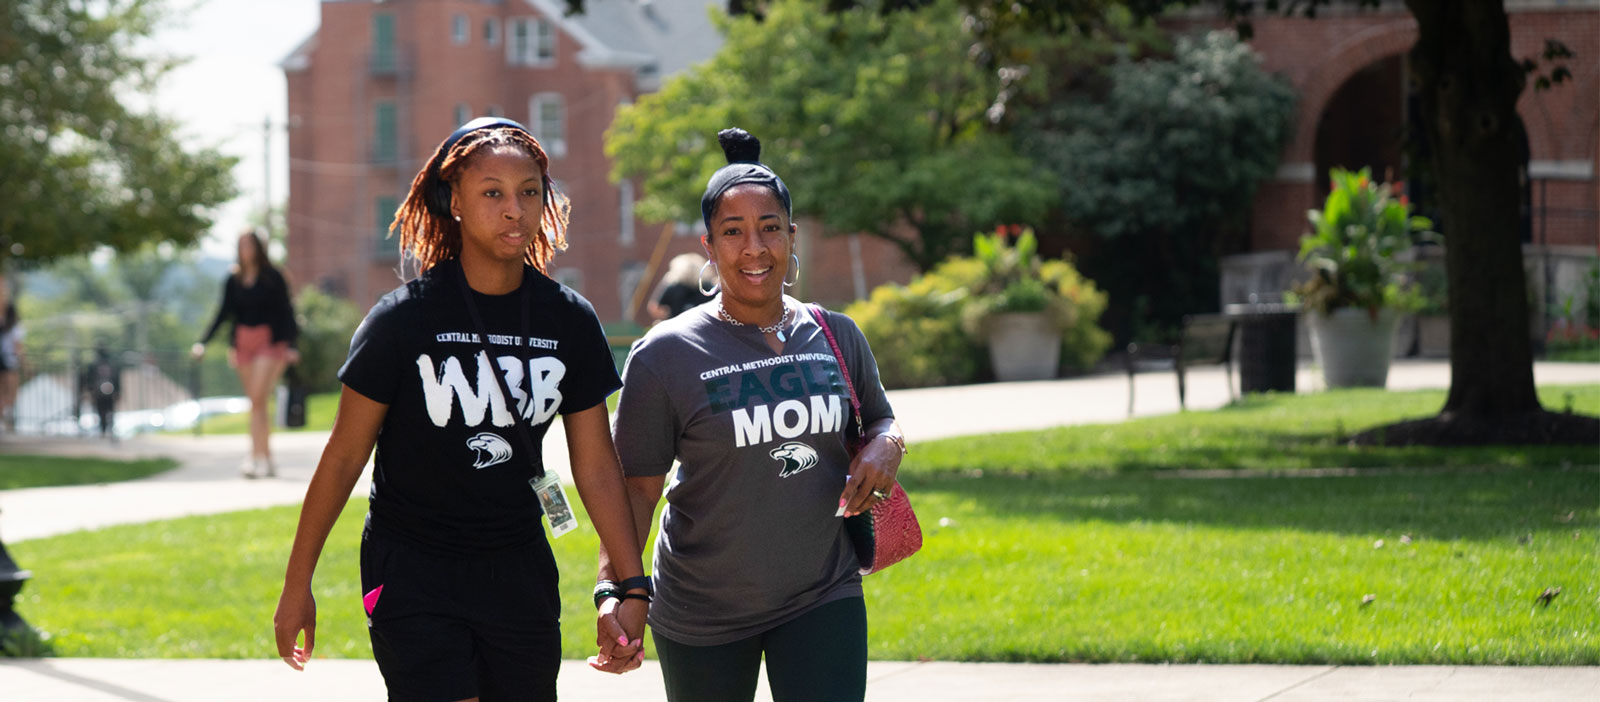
[11, 384, 1598, 663]
[0, 455, 177, 489]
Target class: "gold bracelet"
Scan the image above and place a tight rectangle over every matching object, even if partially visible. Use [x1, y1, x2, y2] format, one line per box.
[882, 433, 908, 455]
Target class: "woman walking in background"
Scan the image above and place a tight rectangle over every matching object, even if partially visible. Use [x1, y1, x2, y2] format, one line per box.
[272, 117, 648, 701]
[592, 128, 906, 702]
[192, 229, 299, 478]
[647, 252, 714, 323]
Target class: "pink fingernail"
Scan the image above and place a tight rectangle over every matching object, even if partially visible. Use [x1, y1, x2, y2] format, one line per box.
[618, 636, 629, 646]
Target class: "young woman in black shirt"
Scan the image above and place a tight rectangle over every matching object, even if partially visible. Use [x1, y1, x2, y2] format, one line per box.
[272, 118, 649, 701]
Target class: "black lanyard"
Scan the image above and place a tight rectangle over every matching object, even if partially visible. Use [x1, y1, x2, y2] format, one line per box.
[455, 260, 545, 478]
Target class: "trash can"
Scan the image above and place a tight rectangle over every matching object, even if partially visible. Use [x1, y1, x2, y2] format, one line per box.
[1224, 303, 1299, 394]
[276, 367, 308, 429]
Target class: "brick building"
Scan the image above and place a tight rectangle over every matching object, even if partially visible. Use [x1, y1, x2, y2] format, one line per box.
[1238, 1, 1596, 249]
[281, 0, 917, 325]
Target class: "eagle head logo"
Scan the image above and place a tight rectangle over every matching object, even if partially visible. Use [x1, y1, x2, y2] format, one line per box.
[770, 441, 819, 478]
[466, 432, 514, 469]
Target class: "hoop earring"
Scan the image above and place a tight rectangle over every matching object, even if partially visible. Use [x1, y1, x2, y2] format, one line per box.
[698, 260, 719, 296]
[784, 253, 799, 288]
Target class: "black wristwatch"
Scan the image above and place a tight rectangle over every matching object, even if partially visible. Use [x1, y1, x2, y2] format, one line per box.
[618, 575, 654, 597]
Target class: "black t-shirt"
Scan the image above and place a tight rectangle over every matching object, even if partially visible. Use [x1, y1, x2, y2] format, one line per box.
[340, 259, 622, 554]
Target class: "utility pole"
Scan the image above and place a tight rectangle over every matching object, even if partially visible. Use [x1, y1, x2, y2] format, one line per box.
[263, 114, 273, 228]
[253, 115, 292, 258]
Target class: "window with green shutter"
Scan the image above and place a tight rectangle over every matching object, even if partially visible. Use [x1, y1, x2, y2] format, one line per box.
[372, 13, 396, 73]
[376, 196, 399, 257]
[374, 101, 396, 163]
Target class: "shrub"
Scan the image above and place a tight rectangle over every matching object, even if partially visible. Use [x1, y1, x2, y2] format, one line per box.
[292, 287, 363, 393]
[846, 235, 1111, 389]
[846, 261, 985, 390]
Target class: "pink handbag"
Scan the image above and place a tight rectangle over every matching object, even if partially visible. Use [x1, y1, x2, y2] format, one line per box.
[809, 305, 923, 575]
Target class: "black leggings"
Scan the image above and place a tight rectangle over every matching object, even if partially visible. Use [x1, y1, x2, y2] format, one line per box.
[653, 597, 867, 702]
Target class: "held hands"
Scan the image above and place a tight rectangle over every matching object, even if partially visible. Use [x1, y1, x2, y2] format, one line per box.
[589, 597, 648, 674]
[840, 434, 905, 518]
[273, 586, 317, 671]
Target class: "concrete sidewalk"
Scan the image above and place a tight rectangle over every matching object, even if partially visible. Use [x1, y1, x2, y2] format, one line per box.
[1, 359, 1597, 701]
[0, 659, 1595, 702]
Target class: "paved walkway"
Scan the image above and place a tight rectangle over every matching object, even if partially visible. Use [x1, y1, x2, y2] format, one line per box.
[1, 659, 1595, 702]
[2, 359, 1597, 701]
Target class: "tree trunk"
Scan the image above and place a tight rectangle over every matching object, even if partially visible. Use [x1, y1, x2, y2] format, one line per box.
[1353, 1, 1596, 446]
[1405, 0, 1539, 416]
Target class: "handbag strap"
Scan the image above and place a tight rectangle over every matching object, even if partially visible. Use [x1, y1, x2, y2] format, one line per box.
[808, 304, 863, 441]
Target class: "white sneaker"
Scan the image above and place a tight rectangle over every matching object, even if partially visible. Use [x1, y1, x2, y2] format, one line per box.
[240, 457, 259, 479]
[263, 457, 278, 478]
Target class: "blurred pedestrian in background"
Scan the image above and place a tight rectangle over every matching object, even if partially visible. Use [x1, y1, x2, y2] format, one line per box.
[648, 252, 714, 323]
[0, 273, 22, 434]
[192, 228, 300, 478]
[79, 345, 122, 442]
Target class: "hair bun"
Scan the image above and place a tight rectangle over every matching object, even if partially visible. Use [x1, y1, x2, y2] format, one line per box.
[717, 128, 761, 164]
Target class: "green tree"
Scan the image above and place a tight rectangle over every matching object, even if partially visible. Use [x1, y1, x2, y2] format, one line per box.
[0, 0, 237, 266]
[605, 0, 1056, 269]
[1020, 30, 1295, 341]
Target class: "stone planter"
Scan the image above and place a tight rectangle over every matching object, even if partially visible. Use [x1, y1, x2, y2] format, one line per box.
[985, 312, 1061, 382]
[1307, 307, 1402, 388]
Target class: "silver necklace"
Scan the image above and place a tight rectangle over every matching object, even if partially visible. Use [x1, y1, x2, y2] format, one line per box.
[718, 301, 791, 342]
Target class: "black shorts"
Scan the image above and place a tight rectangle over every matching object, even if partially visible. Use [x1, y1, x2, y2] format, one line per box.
[360, 532, 562, 702]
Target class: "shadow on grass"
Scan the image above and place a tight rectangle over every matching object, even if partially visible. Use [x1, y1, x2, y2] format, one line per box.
[901, 466, 1600, 541]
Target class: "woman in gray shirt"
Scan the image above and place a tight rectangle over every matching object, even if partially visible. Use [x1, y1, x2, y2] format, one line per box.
[592, 128, 908, 702]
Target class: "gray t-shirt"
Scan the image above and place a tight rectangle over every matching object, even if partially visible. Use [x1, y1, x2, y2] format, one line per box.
[613, 296, 894, 646]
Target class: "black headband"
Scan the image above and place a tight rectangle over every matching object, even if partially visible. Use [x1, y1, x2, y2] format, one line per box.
[700, 128, 792, 232]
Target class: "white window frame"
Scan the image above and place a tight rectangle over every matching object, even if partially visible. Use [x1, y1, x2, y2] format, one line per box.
[529, 93, 566, 158]
[507, 17, 555, 66]
[619, 261, 646, 319]
[452, 14, 469, 45]
[619, 180, 635, 245]
[483, 17, 500, 47]
[535, 18, 556, 62]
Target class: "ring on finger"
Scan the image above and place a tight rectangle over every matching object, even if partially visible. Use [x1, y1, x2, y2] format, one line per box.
[870, 488, 889, 500]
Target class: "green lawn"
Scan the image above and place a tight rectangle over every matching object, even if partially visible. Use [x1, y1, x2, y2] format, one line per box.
[910, 384, 1600, 475]
[10, 385, 1598, 664]
[0, 455, 177, 490]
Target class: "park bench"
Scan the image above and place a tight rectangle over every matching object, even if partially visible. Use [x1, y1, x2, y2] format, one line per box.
[1125, 313, 1237, 415]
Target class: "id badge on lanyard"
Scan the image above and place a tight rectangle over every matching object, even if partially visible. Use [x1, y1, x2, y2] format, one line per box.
[457, 262, 577, 539]
[530, 471, 578, 537]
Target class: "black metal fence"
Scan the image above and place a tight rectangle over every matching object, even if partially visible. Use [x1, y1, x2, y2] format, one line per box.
[1, 345, 247, 439]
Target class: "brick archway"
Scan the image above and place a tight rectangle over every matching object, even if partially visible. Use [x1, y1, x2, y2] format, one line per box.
[1284, 19, 1419, 163]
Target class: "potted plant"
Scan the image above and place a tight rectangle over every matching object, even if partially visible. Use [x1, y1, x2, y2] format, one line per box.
[1413, 254, 1450, 357]
[962, 227, 1077, 382]
[1292, 168, 1435, 387]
